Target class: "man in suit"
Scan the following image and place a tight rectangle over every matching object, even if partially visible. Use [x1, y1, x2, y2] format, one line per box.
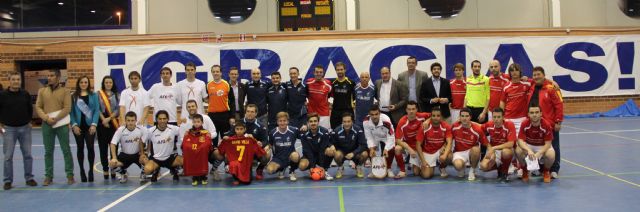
[420, 62, 452, 118]
[375, 67, 408, 126]
[397, 56, 428, 111]
[228, 67, 246, 121]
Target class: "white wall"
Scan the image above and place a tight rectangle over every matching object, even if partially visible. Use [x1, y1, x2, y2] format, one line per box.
[561, 0, 640, 27]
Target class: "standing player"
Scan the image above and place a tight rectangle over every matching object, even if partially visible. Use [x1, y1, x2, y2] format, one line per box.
[265, 112, 301, 181]
[306, 65, 332, 129]
[176, 62, 208, 119]
[119, 71, 150, 126]
[479, 108, 516, 182]
[330, 62, 356, 129]
[500, 63, 531, 133]
[148, 67, 179, 125]
[214, 122, 267, 185]
[416, 107, 452, 179]
[395, 101, 430, 178]
[206, 65, 234, 145]
[488, 60, 510, 120]
[451, 108, 487, 181]
[449, 63, 466, 122]
[354, 71, 376, 127]
[181, 114, 213, 186]
[298, 113, 336, 181]
[285, 67, 308, 129]
[515, 105, 556, 183]
[363, 106, 399, 178]
[109, 112, 147, 184]
[331, 113, 368, 179]
[267, 72, 288, 131]
[143, 111, 182, 183]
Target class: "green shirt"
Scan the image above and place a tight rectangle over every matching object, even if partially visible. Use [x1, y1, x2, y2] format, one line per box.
[464, 75, 490, 108]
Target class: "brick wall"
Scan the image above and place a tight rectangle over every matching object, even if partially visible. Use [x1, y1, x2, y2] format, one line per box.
[1, 29, 639, 115]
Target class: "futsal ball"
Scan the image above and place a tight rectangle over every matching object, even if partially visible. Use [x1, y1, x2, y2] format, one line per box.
[310, 167, 325, 181]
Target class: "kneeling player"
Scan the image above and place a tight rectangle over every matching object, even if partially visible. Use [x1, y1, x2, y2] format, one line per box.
[363, 106, 399, 178]
[214, 122, 267, 185]
[331, 113, 368, 179]
[298, 113, 336, 181]
[451, 108, 487, 181]
[143, 111, 183, 183]
[416, 107, 452, 179]
[515, 105, 556, 183]
[266, 112, 301, 181]
[109, 112, 148, 183]
[182, 114, 214, 186]
[395, 101, 430, 178]
[480, 108, 516, 182]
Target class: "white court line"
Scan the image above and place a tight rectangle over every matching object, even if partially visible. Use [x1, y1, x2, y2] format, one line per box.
[563, 125, 640, 143]
[562, 158, 640, 188]
[97, 171, 170, 212]
[561, 129, 640, 135]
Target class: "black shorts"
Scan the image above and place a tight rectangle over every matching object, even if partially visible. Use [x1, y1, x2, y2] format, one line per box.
[118, 153, 142, 171]
[336, 149, 364, 165]
[151, 153, 178, 169]
[270, 156, 290, 169]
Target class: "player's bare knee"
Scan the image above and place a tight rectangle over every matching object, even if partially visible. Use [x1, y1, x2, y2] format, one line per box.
[266, 163, 278, 174]
[290, 152, 300, 162]
[453, 160, 464, 170]
[325, 148, 335, 157]
[394, 146, 403, 155]
[299, 159, 309, 171]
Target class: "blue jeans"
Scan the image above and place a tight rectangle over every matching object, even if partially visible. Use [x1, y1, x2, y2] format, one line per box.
[3, 124, 34, 183]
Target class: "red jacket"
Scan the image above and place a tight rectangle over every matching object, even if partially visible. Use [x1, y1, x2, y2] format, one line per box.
[528, 80, 563, 124]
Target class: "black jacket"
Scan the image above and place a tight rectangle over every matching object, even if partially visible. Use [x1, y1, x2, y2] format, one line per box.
[419, 76, 452, 117]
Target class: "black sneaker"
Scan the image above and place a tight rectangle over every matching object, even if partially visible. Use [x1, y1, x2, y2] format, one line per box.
[26, 179, 38, 187]
[172, 174, 179, 183]
[150, 172, 159, 182]
[3, 182, 11, 190]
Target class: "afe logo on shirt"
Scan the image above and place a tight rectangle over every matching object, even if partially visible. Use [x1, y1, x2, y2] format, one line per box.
[216, 89, 224, 97]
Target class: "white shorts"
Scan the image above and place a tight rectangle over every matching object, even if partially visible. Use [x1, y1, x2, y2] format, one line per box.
[507, 117, 527, 134]
[527, 145, 554, 162]
[319, 116, 331, 130]
[450, 109, 461, 123]
[490, 150, 503, 166]
[409, 150, 441, 167]
[453, 149, 471, 163]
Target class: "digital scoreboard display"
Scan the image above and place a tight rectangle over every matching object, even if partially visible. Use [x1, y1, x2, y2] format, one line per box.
[279, 0, 334, 31]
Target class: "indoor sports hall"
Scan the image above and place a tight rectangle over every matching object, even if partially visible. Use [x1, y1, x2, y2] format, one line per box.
[1, 0, 639, 211]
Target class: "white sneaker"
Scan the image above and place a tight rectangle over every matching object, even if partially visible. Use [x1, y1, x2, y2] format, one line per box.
[289, 172, 297, 181]
[508, 164, 517, 175]
[278, 171, 285, 179]
[367, 172, 374, 178]
[212, 171, 222, 181]
[325, 172, 334, 181]
[468, 169, 476, 181]
[387, 170, 395, 178]
[457, 169, 465, 178]
[440, 167, 448, 178]
[517, 169, 523, 178]
[335, 167, 344, 179]
[119, 173, 128, 183]
[532, 170, 541, 176]
[551, 172, 558, 179]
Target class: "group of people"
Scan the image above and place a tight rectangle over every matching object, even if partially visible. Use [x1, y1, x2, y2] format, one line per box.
[0, 57, 564, 189]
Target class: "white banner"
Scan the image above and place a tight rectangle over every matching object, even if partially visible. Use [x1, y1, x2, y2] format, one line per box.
[94, 35, 640, 97]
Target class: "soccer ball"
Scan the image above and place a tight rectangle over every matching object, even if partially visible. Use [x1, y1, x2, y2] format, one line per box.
[310, 167, 325, 181]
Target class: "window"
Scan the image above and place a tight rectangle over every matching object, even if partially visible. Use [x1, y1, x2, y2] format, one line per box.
[208, 0, 256, 24]
[0, 0, 131, 32]
[418, 0, 465, 19]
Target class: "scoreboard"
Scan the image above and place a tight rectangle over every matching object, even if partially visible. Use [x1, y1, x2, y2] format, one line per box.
[279, 0, 334, 31]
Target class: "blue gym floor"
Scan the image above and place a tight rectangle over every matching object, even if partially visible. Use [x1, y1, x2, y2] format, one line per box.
[2, 117, 640, 211]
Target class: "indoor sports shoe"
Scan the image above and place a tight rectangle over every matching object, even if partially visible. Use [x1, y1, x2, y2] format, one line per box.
[119, 174, 128, 184]
[202, 179, 208, 185]
[67, 176, 75, 185]
[387, 170, 395, 178]
[551, 172, 558, 179]
[356, 166, 364, 178]
[255, 168, 264, 180]
[543, 170, 552, 183]
[468, 169, 476, 181]
[289, 172, 297, 182]
[173, 174, 180, 183]
[3, 182, 11, 190]
[325, 172, 334, 181]
[212, 171, 222, 181]
[517, 169, 523, 178]
[521, 169, 530, 183]
[192, 180, 199, 186]
[278, 171, 285, 179]
[457, 169, 465, 178]
[394, 171, 406, 179]
[335, 167, 344, 179]
[440, 167, 448, 178]
[26, 179, 37, 187]
[43, 177, 52, 186]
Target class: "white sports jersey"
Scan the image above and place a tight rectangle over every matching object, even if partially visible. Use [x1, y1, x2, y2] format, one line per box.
[111, 126, 147, 155]
[176, 79, 208, 119]
[147, 125, 180, 161]
[363, 113, 395, 151]
[148, 83, 179, 123]
[119, 87, 150, 122]
[178, 113, 217, 146]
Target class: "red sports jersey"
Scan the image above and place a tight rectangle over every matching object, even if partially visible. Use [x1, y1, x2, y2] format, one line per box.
[218, 135, 266, 183]
[501, 81, 531, 119]
[451, 122, 487, 152]
[450, 78, 466, 109]
[395, 112, 431, 149]
[518, 118, 554, 146]
[488, 73, 510, 111]
[417, 121, 452, 154]
[482, 120, 517, 146]
[306, 78, 332, 116]
[181, 128, 213, 176]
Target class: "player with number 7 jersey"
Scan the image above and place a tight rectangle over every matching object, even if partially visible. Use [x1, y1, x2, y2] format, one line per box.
[214, 123, 266, 185]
